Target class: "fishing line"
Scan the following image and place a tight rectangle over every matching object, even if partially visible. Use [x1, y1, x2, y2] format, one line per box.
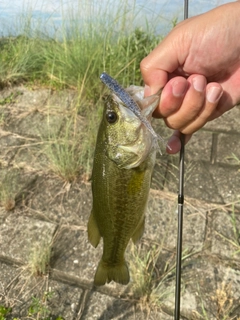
[174, 1, 188, 319]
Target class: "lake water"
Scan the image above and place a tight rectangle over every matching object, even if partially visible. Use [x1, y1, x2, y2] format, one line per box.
[0, 0, 233, 37]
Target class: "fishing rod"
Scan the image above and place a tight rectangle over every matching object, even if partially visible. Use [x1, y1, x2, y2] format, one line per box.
[174, 1, 188, 319]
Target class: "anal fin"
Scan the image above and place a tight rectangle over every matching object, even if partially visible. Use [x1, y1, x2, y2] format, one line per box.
[131, 217, 145, 244]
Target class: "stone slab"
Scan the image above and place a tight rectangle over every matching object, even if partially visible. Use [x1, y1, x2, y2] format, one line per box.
[80, 291, 134, 320]
[0, 167, 38, 211]
[5, 109, 64, 138]
[146, 191, 206, 251]
[175, 257, 240, 319]
[185, 129, 212, 163]
[0, 87, 50, 108]
[1, 85, 240, 320]
[216, 132, 240, 165]
[0, 261, 83, 319]
[166, 160, 240, 203]
[46, 280, 83, 319]
[151, 154, 170, 190]
[0, 214, 57, 263]
[211, 210, 240, 261]
[28, 177, 92, 225]
[51, 226, 101, 284]
[204, 105, 240, 133]
[0, 129, 26, 165]
[80, 290, 174, 320]
[11, 143, 49, 171]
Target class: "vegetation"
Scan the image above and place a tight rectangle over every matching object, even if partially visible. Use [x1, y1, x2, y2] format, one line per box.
[0, 170, 19, 211]
[199, 282, 240, 320]
[0, 1, 161, 97]
[128, 242, 174, 309]
[28, 240, 52, 277]
[0, 0, 163, 180]
[27, 292, 64, 320]
[44, 117, 84, 182]
[2, 1, 239, 319]
[128, 241, 197, 312]
[0, 292, 65, 320]
[0, 306, 11, 320]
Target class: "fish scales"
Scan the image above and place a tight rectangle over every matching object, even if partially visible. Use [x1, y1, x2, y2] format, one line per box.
[90, 138, 154, 285]
[88, 83, 161, 286]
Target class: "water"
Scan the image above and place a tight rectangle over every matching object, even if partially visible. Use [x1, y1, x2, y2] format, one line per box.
[0, 0, 233, 37]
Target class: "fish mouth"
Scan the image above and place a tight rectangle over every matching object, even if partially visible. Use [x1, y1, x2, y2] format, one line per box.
[113, 128, 154, 169]
[116, 145, 151, 169]
[106, 100, 156, 169]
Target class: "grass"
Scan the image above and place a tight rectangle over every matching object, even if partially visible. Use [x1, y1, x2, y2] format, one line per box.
[0, 0, 164, 179]
[129, 243, 170, 308]
[199, 282, 240, 320]
[43, 116, 84, 182]
[0, 235, 63, 319]
[0, 292, 65, 320]
[128, 240, 197, 314]
[0, 92, 22, 105]
[43, 102, 101, 181]
[2, 1, 240, 319]
[225, 153, 240, 168]
[28, 240, 52, 277]
[230, 204, 240, 249]
[214, 203, 240, 258]
[0, 170, 19, 211]
[0, 1, 161, 97]
[0, 306, 12, 320]
[27, 292, 64, 320]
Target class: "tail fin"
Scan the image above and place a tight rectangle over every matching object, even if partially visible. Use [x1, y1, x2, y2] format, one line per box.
[94, 259, 130, 286]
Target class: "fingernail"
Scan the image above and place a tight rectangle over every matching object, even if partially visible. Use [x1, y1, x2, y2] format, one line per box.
[193, 76, 206, 92]
[207, 86, 223, 103]
[172, 80, 188, 97]
[166, 135, 181, 154]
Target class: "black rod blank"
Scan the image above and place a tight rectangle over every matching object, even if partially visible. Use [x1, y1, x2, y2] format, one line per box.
[174, 133, 185, 320]
[174, 1, 188, 319]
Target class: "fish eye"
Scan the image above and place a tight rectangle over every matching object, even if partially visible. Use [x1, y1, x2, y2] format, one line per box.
[106, 111, 118, 124]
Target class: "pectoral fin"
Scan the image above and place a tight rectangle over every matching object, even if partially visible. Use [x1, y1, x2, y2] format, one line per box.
[87, 211, 101, 248]
[131, 216, 145, 244]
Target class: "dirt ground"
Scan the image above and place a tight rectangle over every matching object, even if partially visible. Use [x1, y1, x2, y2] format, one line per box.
[0, 86, 240, 319]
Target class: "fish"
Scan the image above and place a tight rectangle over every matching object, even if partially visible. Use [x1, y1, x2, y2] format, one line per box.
[87, 76, 161, 286]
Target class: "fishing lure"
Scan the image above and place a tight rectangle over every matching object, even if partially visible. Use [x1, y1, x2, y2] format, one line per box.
[100, 72, 161, 141]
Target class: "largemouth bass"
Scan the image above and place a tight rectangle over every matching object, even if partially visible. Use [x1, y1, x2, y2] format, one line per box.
[88, 79, 161, 286]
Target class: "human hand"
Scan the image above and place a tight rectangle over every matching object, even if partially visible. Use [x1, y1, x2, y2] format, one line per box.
[140, 1, 240, 154]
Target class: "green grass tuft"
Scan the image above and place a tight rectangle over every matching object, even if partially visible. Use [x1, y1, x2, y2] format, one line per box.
[0, 0, 161, 97]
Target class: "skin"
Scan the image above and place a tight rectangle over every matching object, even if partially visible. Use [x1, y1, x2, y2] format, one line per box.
[140, 1, 240, 154]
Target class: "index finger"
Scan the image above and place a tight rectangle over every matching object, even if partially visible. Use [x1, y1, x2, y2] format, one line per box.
[140, 40, 180, 95]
